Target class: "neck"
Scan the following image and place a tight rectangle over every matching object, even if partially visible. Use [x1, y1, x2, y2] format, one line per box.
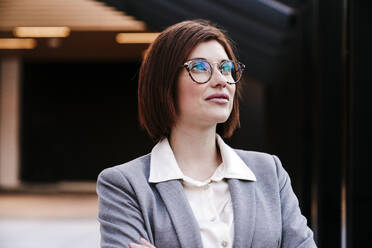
[169, 123, 221, 181]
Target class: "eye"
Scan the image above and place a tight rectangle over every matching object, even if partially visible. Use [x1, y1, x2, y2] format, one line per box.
[190, 61, 210, 73]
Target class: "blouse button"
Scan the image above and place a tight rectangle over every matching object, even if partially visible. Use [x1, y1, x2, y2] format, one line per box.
[221, 240, 228, 247]
[210, 216, 216, 222]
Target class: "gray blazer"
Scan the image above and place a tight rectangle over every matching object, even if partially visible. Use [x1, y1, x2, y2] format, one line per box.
[97, 149, 317, 248]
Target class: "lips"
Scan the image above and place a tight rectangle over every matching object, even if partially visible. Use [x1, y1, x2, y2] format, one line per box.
[205, 93, 229, 103]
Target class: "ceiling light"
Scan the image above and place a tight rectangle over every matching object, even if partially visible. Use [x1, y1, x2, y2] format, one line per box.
[14, 27, 70, 38]
[116, 33, 160, 44]
[0, 38, 36, 49]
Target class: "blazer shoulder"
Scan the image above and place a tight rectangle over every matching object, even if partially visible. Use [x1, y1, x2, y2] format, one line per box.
[234, 149, 273, 160]
[97, 153, 151, 184]
[233, 149, 281, 180]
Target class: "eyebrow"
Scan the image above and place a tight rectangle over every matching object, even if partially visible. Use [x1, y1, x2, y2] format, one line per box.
[187, 57, 230, 62]
[188, 57, 206, 61]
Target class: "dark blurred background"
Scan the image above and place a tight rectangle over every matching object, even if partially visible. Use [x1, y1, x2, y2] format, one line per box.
[0, 0, 371, 247]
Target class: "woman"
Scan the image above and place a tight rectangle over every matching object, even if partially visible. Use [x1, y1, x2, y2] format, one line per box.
[97, 20, 317, 248]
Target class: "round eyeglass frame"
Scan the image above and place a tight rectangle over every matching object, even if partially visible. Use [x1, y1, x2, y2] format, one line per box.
[181, 58, 245, 84]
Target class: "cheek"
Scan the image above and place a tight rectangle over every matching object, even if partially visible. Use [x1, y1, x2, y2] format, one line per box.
[180, 86, 201, 109]
[231, 86, 236, 101]
[229, 86, 236, 110]
[177, 79, 201, 110]
[232, 84, 237, 95]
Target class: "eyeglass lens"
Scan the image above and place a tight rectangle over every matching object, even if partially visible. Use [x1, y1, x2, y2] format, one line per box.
[186, 59, 243, 84]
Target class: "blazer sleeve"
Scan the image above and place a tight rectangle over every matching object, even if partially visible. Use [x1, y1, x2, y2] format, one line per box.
[97, 167, 150, 248]
[273, 155, 317, 248]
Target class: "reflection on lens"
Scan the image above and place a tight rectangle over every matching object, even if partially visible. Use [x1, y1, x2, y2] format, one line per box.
[192, 61, 210, 72]
[190, 60, 211, 83]
[231, 62, 244, 83]
[221, 61, 233, 74]
[184, 59, 244, 84]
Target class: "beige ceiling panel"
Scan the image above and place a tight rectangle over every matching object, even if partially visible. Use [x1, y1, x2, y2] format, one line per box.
[0, 0, 146, 31]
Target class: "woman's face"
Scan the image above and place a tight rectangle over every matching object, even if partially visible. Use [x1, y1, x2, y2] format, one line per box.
[175, 40, 236, 130]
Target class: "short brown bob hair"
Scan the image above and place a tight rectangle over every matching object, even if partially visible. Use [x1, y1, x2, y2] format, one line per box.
[138, 20, 242, 142]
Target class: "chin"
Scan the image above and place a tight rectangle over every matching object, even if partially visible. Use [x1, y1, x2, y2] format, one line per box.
[209, 113, 231, 124]
[217, 117, 230, 124]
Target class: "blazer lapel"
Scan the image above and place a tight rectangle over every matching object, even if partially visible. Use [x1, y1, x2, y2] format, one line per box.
[228, 179, 256, 248]
[155, 180, 203, 248]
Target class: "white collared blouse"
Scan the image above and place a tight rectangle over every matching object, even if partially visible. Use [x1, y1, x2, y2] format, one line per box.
[149, 135, 256, 248]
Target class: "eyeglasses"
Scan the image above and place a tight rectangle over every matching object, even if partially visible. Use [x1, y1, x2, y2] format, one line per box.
[182, 58, 245, 84]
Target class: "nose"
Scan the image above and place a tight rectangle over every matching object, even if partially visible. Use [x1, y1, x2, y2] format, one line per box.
[210, 65, 228, 87]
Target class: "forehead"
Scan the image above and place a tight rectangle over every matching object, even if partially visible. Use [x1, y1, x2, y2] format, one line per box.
[187, 40, 229, 61]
